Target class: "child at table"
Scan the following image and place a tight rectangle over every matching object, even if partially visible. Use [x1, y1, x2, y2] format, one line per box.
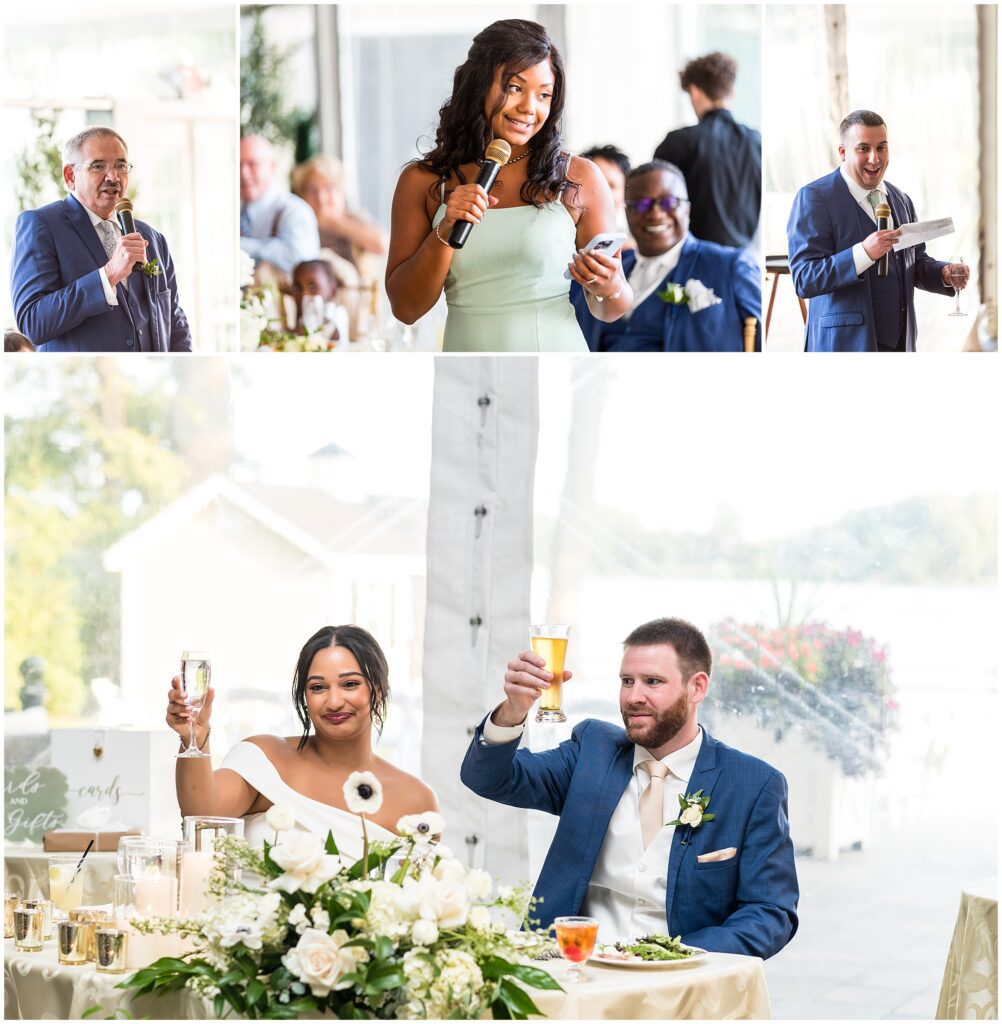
[291, 259, 350, 346]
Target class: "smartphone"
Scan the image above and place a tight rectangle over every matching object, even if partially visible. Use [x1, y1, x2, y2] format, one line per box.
[563, 232, 628, 279]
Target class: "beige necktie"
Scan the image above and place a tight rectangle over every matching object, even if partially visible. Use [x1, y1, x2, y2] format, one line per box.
[639, 759, 670, 849]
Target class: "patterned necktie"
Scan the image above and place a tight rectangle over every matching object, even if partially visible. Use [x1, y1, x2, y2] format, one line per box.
[97, 220, 128, 290]
[867, 190, 886, 218]
[639, 759, 670, 849]
[97, 219, 117, 259]
[240, 206, 251, 236]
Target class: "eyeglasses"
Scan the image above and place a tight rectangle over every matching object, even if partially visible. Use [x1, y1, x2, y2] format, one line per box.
[77, 161, 133, 175]
[625, 195, 687, 214]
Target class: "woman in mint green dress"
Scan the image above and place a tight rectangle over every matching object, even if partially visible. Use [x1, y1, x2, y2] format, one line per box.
[386, 20, 631, 353]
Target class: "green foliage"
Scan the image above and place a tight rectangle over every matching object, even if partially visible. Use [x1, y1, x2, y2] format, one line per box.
[240, 7, 313, 148]
[15, 108, 65, 213]
[538, 494, 997, 586]
[4, 361, 188, 713]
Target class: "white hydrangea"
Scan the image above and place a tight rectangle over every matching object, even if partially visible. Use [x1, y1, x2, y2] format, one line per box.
[410, 918, 439, 945]
[468, 905, 492, 933]
[403, 948, 484, 1019]
[463, 869, 492, 901]
[362, 879, 419, 940]
[310, 906, 331, 931]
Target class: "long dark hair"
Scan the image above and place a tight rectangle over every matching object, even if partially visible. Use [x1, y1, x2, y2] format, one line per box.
[292, 625, 390, 750]
[419, 19, 573, 208]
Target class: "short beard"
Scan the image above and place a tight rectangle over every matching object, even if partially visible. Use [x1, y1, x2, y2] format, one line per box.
[622, 690, 690, 750]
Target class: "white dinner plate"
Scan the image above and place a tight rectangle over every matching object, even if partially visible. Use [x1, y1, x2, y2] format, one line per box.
[589, 944, 707, 968]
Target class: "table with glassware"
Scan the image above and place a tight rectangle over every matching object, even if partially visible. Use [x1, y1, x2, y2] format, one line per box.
[936, 881, 998, 1020]
[4, 847, 119, 904]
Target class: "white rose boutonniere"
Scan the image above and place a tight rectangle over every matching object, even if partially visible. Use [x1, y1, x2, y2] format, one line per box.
[667, 789, 716, 845]
[656, 279, 723, 314]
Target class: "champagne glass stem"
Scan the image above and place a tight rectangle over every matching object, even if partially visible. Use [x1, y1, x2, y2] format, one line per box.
[187, 708, 196, 753]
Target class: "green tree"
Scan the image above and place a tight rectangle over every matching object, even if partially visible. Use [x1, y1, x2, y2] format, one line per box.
[3, 359, 227, 714]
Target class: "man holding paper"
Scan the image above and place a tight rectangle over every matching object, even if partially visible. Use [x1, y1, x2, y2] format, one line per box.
[461, 617, 799, 959]
[787, 110, 968, 352]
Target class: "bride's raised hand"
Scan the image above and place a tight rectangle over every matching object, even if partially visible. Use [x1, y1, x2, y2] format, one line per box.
[166, 675, 214, 746]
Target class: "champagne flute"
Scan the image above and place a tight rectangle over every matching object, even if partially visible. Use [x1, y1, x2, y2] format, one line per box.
[177, 650, 211, 759]
[948, 256, 967, 317]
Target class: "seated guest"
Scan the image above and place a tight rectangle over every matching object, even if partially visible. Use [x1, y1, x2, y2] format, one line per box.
[291, 258, 350, 344]
[571, 160, 761, 352]
[580, 145, 634, 251]
[167, 625, 438, 855]
[461, 617, 798, 958]
[5, 330, 35, 352]
[240, 134, 320, 277]
[11, 126, 192, 352]
[653, 53, 760, 249]
[291, 155, 387, 269]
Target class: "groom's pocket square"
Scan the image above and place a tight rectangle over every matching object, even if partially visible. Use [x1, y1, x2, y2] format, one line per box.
[697, 847, 737, 863]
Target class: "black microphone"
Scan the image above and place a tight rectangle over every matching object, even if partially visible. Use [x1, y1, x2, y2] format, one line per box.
[448, 139, 512, 249]
[875, 202, 891, 279]
[114, 197, 143, 272]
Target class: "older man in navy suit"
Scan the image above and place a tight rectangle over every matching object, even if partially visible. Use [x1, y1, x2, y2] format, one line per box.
[11, 127, 192, 352]
[462, 617, 799, 959]
[787, 110, 967, 352]
[571, 161, 761, 352]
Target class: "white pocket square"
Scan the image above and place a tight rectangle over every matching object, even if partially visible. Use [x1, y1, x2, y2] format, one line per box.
[697, 847, 737, 863]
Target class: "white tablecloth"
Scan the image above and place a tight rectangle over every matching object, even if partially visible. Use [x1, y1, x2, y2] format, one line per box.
[4, 941, 769, 1021]
[4, 848, 119, 904]
[936, 882, 998, 1019]
[530, 951, 770, 1019]
[4, 940, 207, 1020]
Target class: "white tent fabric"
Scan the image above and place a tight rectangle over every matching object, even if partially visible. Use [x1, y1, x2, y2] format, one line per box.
[422, 357, 538, 885]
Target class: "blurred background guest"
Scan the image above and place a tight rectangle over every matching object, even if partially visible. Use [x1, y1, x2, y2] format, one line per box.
[654, 52, 760, 250]
[290, 258, 350, 344]
[240, 134, 320, 279]
[580, 145, 635, 251]
[4, 330, 35, 352]
[292, 155, 387, 270]
[571, 160, 760, 352]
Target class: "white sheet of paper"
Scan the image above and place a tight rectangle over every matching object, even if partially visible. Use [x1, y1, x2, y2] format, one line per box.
[892, 217, 954, 252]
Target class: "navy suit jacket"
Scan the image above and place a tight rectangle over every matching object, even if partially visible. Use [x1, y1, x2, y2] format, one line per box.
[461, 720, 799, 960]
[11, 194, 192, 352]
[787, 169, 950, 352]
[571, 237, 762, 352]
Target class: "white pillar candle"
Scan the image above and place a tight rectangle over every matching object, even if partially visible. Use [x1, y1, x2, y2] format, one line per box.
[134, 876, 172, 916]
[180, 851, 214, 917]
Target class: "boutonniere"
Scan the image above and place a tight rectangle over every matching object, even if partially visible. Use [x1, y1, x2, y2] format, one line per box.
[141, 258, 162, 278]
[667, 789, 716, 845]
[657, 278, 722, 313]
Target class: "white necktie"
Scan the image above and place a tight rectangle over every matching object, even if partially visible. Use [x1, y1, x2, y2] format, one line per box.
[639, 759, 669, 849]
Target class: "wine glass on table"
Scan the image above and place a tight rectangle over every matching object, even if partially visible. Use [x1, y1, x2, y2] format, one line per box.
[948, 257, 967, 317]
[553, 916, 599, 984]
[177, 650, 211, 759]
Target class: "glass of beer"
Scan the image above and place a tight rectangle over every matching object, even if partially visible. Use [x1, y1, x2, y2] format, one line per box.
[553, 915, 598, 983]
[530, 624, 571, 723]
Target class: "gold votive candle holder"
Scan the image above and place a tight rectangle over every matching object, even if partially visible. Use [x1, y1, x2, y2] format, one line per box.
[22, 898, 53, 940]
[57, 920, 88, 965]
[13, 907, 43, 951]
[4, 893, 17, 939]
[68, 907, 111, 961]
[95, 928, 129, 973]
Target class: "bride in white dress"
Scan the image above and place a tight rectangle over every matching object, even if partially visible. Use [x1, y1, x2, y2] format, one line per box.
[166, 626, 439, 857]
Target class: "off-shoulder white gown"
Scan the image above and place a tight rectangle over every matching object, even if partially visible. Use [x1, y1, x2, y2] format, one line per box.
[219, 740, 397, 857]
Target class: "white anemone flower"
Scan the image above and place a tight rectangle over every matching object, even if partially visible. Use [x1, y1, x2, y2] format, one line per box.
[344, 771, 384, 815]
[397, 811, 445, 841]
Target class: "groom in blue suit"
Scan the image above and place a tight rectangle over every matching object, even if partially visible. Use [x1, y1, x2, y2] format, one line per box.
[787, 110, 966, 352]
[571, 161, 761, 351]
[461, 617, 798, 960]
[11, 126, 192, 352]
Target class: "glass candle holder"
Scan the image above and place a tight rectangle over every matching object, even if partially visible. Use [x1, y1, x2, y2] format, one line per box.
[69, 907, 111, 961]
[4, 893, 17, 939]
[21, 898, 53, 940]
[57, 920, 88, 965]
[95, 928, 129, 973]
[13, 907, 43, 952]
[182, 816, 245, 852]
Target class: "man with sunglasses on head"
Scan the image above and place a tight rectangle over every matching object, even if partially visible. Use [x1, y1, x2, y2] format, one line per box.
[11, 127, 192, 352]
[571, 160, 761, 351]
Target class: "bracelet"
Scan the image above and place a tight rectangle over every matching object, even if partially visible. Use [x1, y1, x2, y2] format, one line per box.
[589, 287, 623, 304]
[433, 221, 450, 247]
[179, 724, 211, 753]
